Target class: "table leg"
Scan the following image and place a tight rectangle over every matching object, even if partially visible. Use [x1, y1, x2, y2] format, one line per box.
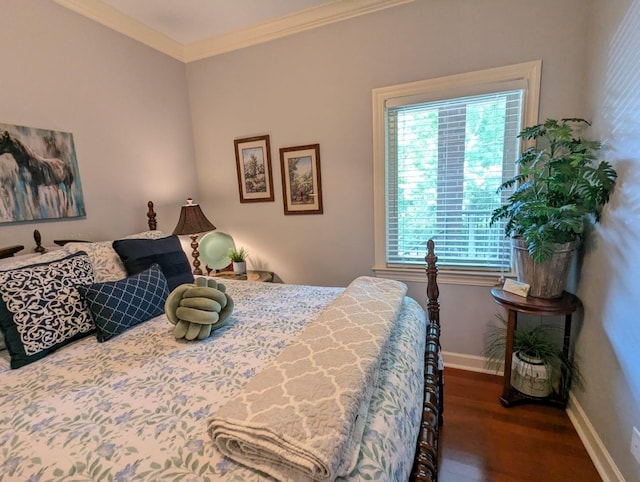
[500, 308, 517, 406]
[558, 313, 573, 401]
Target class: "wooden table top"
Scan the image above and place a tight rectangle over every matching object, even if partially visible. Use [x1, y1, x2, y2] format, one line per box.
[211, 270, 274, 282]
[490, 287, 579, 316]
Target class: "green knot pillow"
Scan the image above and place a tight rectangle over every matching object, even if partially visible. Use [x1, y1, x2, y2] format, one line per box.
[164, 277, 234, 340]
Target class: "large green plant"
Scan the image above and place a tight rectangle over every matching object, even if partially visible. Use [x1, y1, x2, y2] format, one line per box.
[490, 118, 617, 262]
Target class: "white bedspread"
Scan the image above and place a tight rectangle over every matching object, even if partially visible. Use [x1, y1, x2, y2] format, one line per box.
[0, 280, 426, 481]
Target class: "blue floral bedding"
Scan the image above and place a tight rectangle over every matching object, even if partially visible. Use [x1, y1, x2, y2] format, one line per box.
[0, 280, 426, 481]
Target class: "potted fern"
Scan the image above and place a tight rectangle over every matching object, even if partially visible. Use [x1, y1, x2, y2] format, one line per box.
[484, 316, 582, 399]
[490, 118, 617, 298]
[228, 247, 248, 275]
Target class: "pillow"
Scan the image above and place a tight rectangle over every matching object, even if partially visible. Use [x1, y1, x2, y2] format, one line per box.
[65, 241, 128, 283]
[112, 235, 193, 291]
[78, 263, 169, 342]
[124, 230, 167, 240]
[64, 231, 167, 284]
[0, 252, 95, 369]
[0, 247, 70, 271]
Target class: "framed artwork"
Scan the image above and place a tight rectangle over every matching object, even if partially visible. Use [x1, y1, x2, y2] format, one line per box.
[279, 144, 323, 215]
[0, 122, 86, 224]
[234, 135, 274, 203]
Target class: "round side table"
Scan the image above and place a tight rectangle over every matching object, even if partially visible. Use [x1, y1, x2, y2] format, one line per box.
[490, 287, 579, 408]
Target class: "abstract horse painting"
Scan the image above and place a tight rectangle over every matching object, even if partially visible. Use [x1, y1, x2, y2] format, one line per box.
[0, 123, 85, 223]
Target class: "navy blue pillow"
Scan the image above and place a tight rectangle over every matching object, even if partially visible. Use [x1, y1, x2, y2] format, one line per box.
[112, 235, 193, 291]
[78, 263, 169, 342]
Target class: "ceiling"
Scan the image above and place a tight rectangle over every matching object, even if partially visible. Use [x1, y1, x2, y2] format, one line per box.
[99, 0, 332, 44]
[54, 0, 415, 63]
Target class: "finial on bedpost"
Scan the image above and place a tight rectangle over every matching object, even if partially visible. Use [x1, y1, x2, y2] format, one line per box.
[425, 239, 439, 325]
[33, 229, 46, 254]
[147, 201, 157, 231]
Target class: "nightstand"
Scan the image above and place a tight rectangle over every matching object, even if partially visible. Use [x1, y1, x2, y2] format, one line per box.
[211, 270, 274, 282]
[490, 287, 579, 408]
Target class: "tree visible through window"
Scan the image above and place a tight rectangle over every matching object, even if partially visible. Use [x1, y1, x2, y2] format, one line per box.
[386, 91, 522, 270]
[373, 62, 541, 279]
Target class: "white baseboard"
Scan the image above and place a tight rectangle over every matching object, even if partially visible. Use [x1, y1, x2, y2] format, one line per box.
[566, 393, 625, 482]
[442, 350, 503, 375]
[445, 351, 623, 481]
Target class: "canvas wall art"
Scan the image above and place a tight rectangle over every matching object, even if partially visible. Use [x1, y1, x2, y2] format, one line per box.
[0, 122, 85, 223]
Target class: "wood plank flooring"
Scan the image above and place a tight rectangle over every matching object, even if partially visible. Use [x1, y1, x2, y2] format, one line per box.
[437, 368, 601, 482]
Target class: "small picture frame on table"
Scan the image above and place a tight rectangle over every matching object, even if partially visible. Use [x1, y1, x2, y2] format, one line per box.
[279, 144, 323, 215]
[234, 135, 275, 203]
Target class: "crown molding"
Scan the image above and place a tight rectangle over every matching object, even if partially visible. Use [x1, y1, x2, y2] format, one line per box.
[54, 0, 185, 61]
[54, 0, 415, 64]
[185, 0, 415, 62]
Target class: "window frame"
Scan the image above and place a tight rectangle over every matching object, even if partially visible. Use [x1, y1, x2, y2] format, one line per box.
[372, 61, 542, 286]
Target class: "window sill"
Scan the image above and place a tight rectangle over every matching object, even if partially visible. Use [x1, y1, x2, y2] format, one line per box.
[372, 266, 512, 287]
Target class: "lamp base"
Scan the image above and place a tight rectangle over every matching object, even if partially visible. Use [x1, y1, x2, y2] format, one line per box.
[190, 234, 203, 275]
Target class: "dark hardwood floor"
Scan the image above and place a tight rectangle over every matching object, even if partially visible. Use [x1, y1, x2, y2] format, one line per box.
[438, 368, 601, 482]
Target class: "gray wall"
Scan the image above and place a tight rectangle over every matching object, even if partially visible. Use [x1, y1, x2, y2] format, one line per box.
[185, 0, 590, 357]
[0, 0, 197, 247]
[581, 0, 640, 479]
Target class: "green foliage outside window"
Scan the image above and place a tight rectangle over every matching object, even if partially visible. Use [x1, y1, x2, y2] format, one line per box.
[389, 92, 520, 268]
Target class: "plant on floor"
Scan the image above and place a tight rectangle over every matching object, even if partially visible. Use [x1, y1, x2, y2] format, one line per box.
[489, 118, 617, 263]
[484, 315, 582, 396]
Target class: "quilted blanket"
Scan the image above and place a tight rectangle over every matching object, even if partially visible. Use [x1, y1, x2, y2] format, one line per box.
[208, 276, 407, 482]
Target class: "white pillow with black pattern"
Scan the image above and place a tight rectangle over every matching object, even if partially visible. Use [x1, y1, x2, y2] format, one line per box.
[0, 251, 95, 369]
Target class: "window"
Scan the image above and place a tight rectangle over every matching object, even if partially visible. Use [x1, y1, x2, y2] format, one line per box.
[373, 61, 541, 284]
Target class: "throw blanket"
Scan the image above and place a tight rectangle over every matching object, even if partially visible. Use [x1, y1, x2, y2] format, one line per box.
[208, 276, 407, 482]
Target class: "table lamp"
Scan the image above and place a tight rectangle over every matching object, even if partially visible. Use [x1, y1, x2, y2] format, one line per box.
[172, 198, 216, 275]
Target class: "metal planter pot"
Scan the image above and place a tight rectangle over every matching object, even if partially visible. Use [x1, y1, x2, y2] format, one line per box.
[232, 261, 247, 275]
[512, 238, 577, 299]
[511, 352, 552, 398]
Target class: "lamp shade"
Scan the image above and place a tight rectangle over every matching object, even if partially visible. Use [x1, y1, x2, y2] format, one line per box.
[172, 198, 216, 236]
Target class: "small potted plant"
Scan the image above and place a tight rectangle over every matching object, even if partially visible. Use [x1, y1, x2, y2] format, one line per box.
[228, 247, 248, 275]
[490, 118, 617, 298]
[484, 316, 582, 399]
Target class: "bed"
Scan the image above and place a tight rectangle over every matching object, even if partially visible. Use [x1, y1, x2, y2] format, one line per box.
[0, 201, 442, 482]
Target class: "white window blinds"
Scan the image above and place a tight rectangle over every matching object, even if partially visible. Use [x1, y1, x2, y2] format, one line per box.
[385, 90, 523, 270]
